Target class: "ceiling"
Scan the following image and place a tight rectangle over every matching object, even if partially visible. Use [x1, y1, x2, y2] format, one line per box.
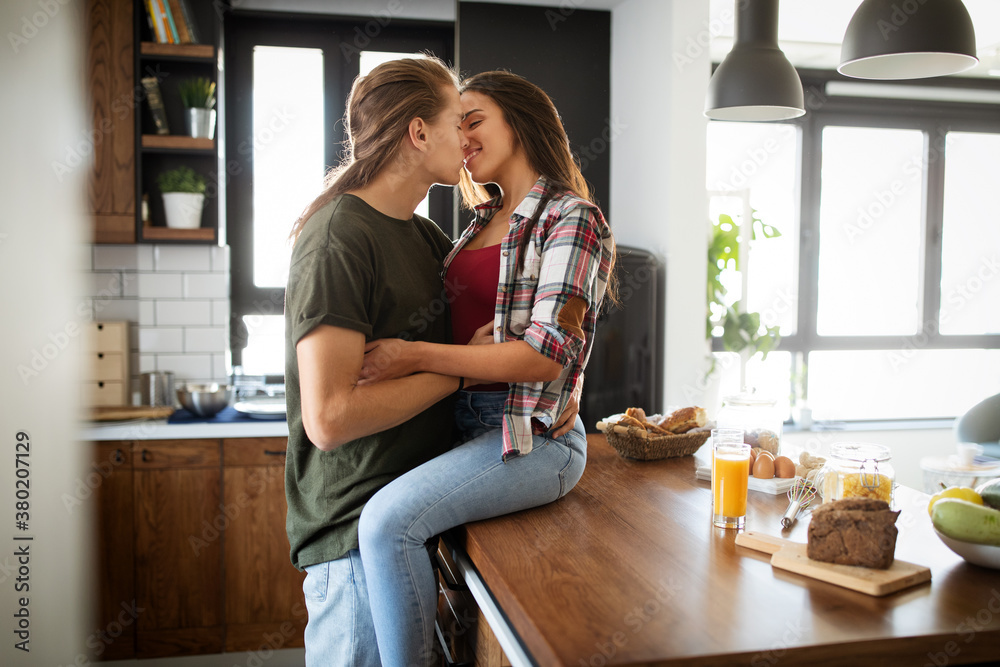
[707, 0, 1000, 78]
[485, 0, 1000, 78]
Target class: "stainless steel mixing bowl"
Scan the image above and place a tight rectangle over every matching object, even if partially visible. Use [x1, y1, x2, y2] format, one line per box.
[176, 382, 233, 418]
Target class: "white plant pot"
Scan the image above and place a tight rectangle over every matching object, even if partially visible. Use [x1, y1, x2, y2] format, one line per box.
[162, 192, 205, 229]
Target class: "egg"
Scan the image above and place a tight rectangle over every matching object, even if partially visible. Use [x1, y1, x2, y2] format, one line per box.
[752, 454, 775, 479]
[748, 448, 759, 472]
[757, 449, 775, 462]
[774, 455, 796, 478]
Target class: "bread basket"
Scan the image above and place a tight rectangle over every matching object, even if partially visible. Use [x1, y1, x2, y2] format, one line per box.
[596, 416, 711, 461]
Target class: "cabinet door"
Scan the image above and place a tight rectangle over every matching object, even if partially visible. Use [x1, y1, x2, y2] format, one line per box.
[133, 439, 223, 658]
[86, 0, 135, 243]
[222, 438, 307, 652]
[91, 442, 135, 661]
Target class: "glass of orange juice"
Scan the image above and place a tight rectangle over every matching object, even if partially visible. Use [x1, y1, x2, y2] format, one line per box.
[712, 428, 750, 529]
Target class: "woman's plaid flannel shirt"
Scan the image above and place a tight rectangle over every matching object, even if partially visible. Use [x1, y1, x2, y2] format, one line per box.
[442, 177, 614, 461]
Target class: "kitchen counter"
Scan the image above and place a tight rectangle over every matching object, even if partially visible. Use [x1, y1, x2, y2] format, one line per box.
[450, 434, 1000, 666]
[81, 416, 288, 441]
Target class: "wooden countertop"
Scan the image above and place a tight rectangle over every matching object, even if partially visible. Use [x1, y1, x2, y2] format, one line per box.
[456, 435, 1000, 666]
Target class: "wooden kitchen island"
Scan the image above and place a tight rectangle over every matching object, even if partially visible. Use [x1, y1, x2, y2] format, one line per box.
[450, 434, 1000, 666]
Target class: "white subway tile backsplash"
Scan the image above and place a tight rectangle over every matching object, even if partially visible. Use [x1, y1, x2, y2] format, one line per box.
[138, 300, 155, 326]
[93, 245, 141, 271]
[90, 272, 123, 298]
[95, 298, 140, 323]
[212, 354, 230, 380]
[183, 273, 229, 298]
[184, 327, 228, 353]
[156, 300, 212, 326]
[86, 243, 236, 378]
[212, 300, 230, 326]
[155, 353, 214, 382]
[154, 245, 211, 272]
[139, 327, 184, 353]
[210, 245, 230, 272]
[139, 272, 183, 298]
[123, 272, 139, 297]
[138, 354, 156, 374]
[137, 245, 154, 271]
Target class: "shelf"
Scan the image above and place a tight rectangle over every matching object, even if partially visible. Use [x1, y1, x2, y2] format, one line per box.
[142, 134, 215, 152]
[140, 41, 214, 60]
[141, 225, 216, 242]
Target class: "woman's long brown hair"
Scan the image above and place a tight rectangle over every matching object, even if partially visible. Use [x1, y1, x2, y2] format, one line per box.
[458, 70, 616, 301]
[290, 56, 459, 243]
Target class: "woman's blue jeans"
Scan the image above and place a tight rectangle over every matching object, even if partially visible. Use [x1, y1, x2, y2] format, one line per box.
[358, 390, 587, 666]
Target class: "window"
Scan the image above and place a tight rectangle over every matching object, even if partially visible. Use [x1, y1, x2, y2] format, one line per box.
[225, 15, 454, 373]
[706, 76, 1000, 422]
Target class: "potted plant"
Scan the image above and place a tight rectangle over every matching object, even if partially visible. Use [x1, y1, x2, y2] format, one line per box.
[157, 166, 206, 229]
[707, 209, 782, 390]
[178, 76, 216, 139]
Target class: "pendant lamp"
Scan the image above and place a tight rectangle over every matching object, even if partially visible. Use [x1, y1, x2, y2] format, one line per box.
[705, 0, 805, 121]
[838, 0, 978, 79]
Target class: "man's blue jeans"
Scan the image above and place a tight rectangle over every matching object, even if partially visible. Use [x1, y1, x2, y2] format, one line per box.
[358, 390, 587, 666]
[302, 548, 381, 666]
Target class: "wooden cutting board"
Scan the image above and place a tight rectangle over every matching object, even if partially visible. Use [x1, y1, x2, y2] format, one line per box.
[90, 406, 175, 422]
[735, 531, 931, 597]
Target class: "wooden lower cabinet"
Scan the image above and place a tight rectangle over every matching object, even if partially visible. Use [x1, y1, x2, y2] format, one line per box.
[90, 442, 136, 661]
[133, 439, 223, 658]
[222, 438, 306, 652]
[90, 437, 304, 661]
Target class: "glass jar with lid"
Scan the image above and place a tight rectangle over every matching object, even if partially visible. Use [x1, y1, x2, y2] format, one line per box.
[716, 393, 783, 456]
[818, 442, 895, 506]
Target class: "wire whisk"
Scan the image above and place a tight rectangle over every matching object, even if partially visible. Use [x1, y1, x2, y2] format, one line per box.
[781, 478, 818, 529]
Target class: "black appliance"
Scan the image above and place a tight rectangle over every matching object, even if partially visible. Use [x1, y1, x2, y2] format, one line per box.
[580, 246, 665, 432]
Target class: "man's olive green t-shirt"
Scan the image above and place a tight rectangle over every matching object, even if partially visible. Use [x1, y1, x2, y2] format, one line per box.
[284, 194, 456, 570]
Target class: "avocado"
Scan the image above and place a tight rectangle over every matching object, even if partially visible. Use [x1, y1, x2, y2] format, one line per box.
[975, 478, 1000, 511]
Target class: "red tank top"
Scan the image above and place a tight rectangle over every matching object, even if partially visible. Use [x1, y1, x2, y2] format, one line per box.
[446, 244, 508, 391]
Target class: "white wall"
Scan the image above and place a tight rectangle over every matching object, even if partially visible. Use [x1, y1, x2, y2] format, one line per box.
[611, 0, 711, 412]
[1, 1, 89, 664]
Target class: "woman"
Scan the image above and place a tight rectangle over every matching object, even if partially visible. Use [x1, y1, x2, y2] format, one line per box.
[284, 57, 472, 667]
[357, 70, 616, 665]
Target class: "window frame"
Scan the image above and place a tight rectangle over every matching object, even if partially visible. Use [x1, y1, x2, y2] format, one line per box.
[710, 71, 1000, 417]
[223, 11, 455, 369]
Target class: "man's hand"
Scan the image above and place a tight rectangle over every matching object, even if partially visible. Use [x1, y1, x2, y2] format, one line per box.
[551, 394, 580, 438]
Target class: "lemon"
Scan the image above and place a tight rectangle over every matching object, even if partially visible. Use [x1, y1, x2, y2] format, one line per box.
[928, 486, 983, 516]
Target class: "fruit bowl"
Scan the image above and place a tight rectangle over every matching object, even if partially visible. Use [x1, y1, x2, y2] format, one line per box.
[934, 528, 1000, 569]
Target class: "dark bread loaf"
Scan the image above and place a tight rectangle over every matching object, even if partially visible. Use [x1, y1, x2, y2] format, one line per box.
[807, 498, 900, 569]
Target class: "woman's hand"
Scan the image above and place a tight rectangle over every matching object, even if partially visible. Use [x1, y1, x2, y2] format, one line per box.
[468, 321, 496, 345]
[359, 338, 419, 384]
[551, 394, 580, 438]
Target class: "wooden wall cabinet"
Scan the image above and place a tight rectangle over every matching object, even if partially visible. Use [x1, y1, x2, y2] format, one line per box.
[88, 437, 304, 661]
[86, 0, 224, 244]
[86, 0, 136, 243]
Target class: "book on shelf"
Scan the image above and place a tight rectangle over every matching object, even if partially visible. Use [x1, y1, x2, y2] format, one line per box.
[160, 0, 180, 44]
[167, 0, 199, 44]
[140, 77, 170, 135]
[144, 0, 167, 43]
